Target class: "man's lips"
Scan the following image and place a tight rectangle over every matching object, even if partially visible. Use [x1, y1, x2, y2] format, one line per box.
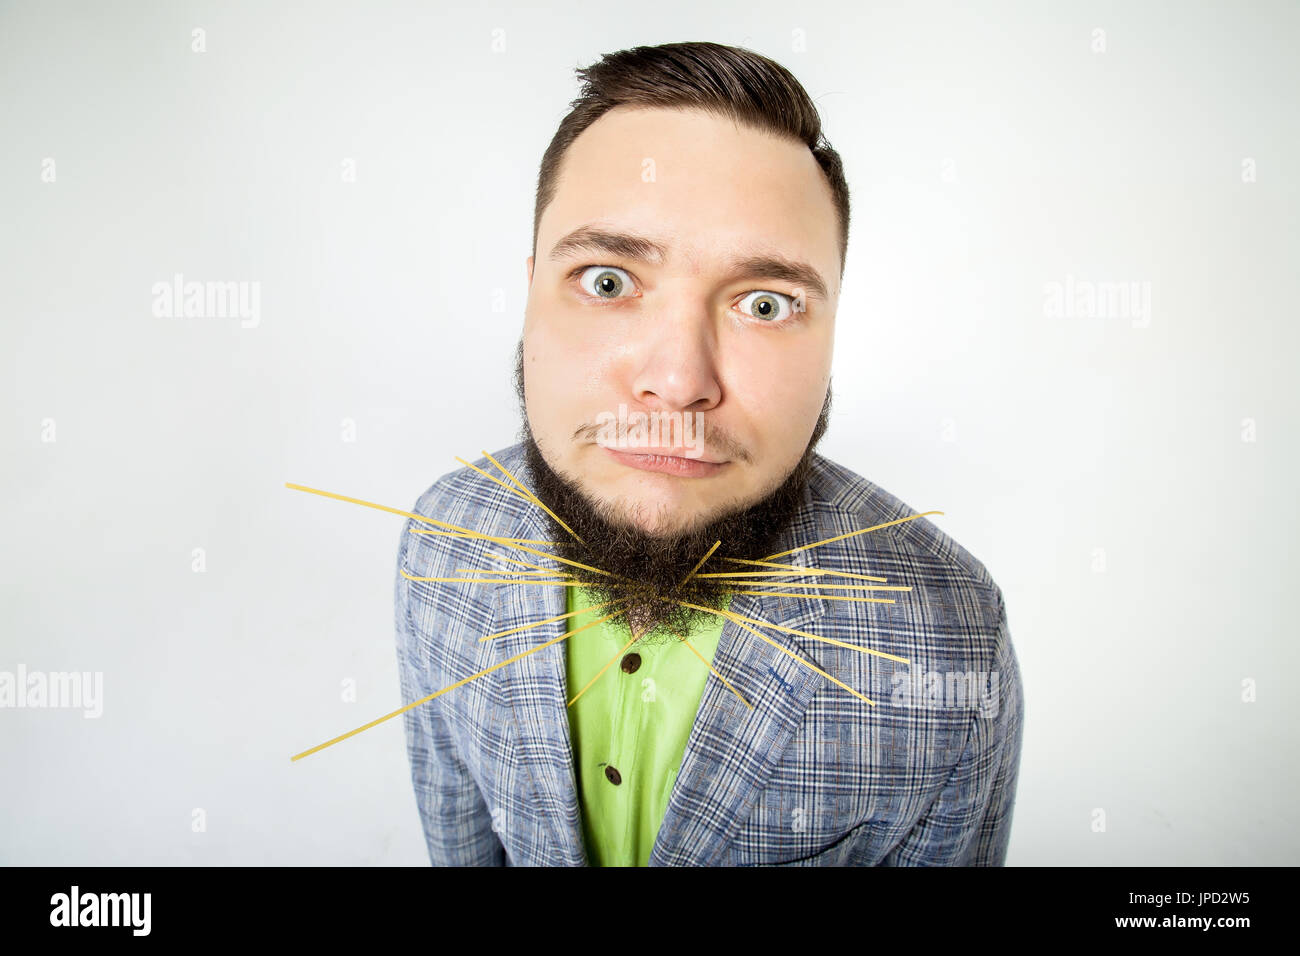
[601, 446, 728, 477]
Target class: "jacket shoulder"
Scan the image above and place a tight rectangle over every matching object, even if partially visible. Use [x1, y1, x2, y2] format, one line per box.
[807, 454, 1005, 640]
[396, 444, 535, 675]
[401, 443, 536, 566]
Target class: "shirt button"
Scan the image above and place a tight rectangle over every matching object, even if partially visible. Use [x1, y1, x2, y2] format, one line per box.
[620, 653, 642, 674]
[604, 765, 622, 785]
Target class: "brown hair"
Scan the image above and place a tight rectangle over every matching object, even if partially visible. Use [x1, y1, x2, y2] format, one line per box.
[532, 41, 851, 277]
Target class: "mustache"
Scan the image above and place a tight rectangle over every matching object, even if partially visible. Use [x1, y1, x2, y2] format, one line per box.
[571, 415, 753, 464]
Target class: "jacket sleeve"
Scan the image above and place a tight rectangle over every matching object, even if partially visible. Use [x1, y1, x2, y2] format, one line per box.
[395, 515, 507, 866]
[879, 588, 1024, 866]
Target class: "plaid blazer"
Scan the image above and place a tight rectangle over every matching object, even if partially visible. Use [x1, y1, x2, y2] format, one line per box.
[394, 442, 1024, 866]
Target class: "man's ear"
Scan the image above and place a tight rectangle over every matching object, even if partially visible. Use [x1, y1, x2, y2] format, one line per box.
[526, 255, 534, 286]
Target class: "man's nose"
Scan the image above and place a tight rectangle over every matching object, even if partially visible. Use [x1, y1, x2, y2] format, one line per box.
[627, 313, 723, 412]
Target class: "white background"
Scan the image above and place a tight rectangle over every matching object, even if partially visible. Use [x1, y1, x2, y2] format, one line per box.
[2, 0, 1296, 865]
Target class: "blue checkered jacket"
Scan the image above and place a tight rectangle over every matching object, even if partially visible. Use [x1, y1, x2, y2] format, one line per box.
[394, 442, 1024, 866]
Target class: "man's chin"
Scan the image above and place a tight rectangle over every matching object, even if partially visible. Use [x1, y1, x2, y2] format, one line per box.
[575, 486, 725, 540]
[569, 468, 743, 538]
[617, 506, 713, 541]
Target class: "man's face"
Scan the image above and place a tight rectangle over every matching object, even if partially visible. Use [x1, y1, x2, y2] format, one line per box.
[522, 106, 840, 537]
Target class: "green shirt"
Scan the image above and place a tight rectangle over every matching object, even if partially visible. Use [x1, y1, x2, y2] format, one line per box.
[564, 587, 729, 866]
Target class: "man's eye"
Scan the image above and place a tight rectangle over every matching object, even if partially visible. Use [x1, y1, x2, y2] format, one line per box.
[577, 265, 636, 300]
[736, 290, 795, 322]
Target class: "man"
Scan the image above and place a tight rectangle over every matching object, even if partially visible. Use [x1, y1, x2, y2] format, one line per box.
[394, 41, 1023, 866]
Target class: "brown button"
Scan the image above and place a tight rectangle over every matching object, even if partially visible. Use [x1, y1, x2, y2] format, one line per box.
[620, 653, 642, 674]
[604, 765, 622, 785]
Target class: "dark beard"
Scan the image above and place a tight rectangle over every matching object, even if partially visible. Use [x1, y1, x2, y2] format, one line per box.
[514, 343, 830, 644]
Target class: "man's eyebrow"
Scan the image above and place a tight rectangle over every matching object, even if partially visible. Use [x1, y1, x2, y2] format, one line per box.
[725, 255, 829, 302]
[548, 225, 830, 301]
[548, 226, 669, 266]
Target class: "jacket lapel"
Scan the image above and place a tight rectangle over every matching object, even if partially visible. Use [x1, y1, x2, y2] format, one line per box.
[648, 485, 829, 866]
[492, 500, 589, 866]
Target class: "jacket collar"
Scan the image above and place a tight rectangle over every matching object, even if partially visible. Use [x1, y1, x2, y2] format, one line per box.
[489, 470, 830, 866]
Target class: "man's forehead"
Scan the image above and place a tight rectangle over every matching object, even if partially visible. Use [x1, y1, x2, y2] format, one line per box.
[540, 106, 841, 290]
